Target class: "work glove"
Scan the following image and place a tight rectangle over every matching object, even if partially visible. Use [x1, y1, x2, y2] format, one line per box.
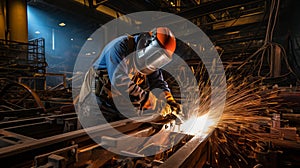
[162, 91, 184, 124]
[141, 91, 183, 120]
[163, 91, 182, 114]
[156, 99, 172, 117]
[141, 91, 158, 111]
[141, 91, 173, 116]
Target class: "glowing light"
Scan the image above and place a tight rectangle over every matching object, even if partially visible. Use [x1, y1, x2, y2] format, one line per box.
[180, 113, 218, 137]
[35, 31, 40, 34]
[52, 29, 55, 50]
[87, 37, 93, 41]
[170, 51, 285, 166]
[58, 22, 66, 27]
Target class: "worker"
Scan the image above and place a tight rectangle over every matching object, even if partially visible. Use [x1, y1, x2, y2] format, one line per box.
[91, 27, 181, 123]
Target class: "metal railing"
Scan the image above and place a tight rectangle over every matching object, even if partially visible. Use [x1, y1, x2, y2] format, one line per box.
[0, 38, 47, 78]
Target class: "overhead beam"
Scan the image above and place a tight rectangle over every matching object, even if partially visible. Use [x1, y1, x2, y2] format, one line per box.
[29, 0, 114, 24]
[73, 0, 122, 18]
[102, 0, 156, 15]
[178, 0, 266, 20]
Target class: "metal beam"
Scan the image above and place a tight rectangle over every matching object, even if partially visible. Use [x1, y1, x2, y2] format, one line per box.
[102, 0, 156, 14]
[30, 0, 114, 24]
[178, 0, 265, 20]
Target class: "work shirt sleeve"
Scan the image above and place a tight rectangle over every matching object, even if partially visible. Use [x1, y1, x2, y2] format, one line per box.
[147, 70, 170, 92]
[94, 37, 149, 108]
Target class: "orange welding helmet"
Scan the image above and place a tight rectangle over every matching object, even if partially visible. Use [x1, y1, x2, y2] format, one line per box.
[134, 27, 176, 75]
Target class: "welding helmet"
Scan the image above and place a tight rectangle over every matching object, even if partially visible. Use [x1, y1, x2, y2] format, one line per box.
[134, 27, 176, 75]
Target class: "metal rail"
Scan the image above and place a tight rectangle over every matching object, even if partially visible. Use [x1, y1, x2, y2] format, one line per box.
[0, 115, 210, 167]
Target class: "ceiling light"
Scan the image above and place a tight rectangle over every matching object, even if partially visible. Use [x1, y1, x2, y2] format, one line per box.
[35, 31, 40, 34]
[87, 37, 93, 41]
[58, 22, 66, 27]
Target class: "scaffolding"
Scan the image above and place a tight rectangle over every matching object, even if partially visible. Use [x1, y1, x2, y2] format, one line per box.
[0, 38, 47, 79]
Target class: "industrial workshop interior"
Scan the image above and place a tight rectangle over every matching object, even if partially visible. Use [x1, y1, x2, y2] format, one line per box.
[1, 0, 300, 167]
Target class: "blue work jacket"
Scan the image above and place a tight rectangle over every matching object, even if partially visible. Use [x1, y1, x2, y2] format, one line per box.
[93, 35, 170, 110]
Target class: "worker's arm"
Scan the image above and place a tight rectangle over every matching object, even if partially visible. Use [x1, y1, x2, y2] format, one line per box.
[147, 70, 170, 92]
[147, 70, 182, 114]
[94, 37, 156, 110]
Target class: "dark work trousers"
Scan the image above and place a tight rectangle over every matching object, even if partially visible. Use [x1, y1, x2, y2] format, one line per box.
[96, 95, 128, 123]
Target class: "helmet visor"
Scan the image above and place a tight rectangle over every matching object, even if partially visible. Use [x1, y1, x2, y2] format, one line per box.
[135, 33, 173, 75]
[145, 49, 171, 71]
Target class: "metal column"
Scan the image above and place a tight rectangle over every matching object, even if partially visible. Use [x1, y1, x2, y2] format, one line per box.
[7, 0, 28, 43]
[0, 0, 5, 40]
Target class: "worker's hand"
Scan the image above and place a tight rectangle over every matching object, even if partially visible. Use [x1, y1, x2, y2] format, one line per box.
[162, 91, 182, 114]
[141, 91, 157, 111]
[166, 99, 184, 124]
[157, 100, 172, 117]
[141, 91, 173, 116]
[142, 91, 182, 118]
[167, 100, 182, 114]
